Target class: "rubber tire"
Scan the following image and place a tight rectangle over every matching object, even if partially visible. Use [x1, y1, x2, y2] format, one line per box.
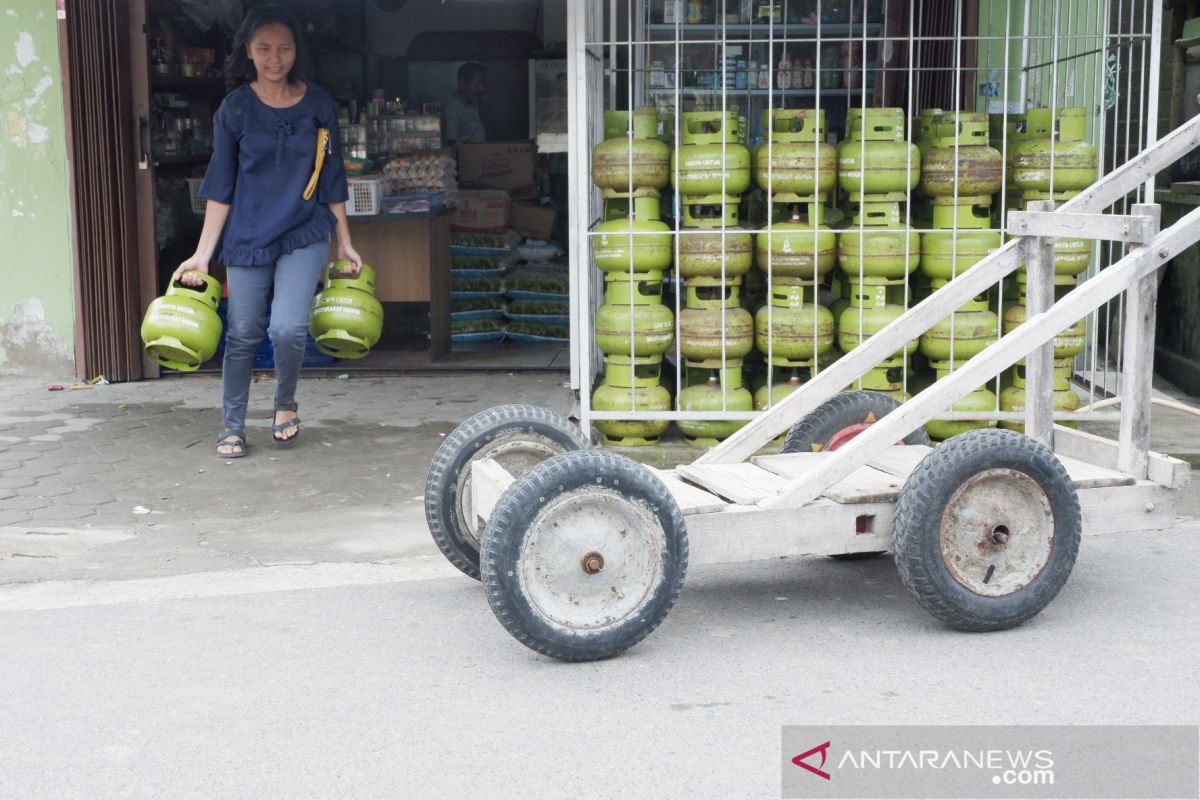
[781, 390, 931, 454]
[782, 391, 929, 561]
[893, 428, 1081, 632]
[481, 449, 688, 662]
[425, 404, 590, 580]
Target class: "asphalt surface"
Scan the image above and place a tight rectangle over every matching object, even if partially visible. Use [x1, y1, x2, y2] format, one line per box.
[1, 372, 1198, 798]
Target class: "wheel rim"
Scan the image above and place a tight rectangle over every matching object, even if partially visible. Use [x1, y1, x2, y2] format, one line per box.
[826, 422, 873, 451]
[458, 435, 563, 545]
[519, 487, 664, 631]
[938, 468, 1054, 597]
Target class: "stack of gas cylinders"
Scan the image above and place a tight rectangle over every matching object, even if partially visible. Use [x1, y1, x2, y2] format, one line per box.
[587, 102, 1098, 446]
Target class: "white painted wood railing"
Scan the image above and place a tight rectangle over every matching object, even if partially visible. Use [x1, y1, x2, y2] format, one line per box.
[693, 114, 1200, 509]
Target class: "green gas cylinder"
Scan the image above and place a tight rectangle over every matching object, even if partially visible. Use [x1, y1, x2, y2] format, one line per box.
[1020, 191, 1091, 277]
[837, 200, 921, 280]
[754, 197, 837, 280]
[989, 111, 1031, 185]
[913, 107, 945, 158]
[919, 288, 999, 362]
[1012, 107, 1098, 193]
[679, 278, 755, 360]
[999, 362, 1081, 433]
[752, 108, 837, 197]
[845, 365, 911, 403]
[676, 360, 754, 446]
[753, 281, 835, 362]
[593, 192, 673, 273]
[837, 108, 921, 197]
[920, 112, 1003, 198]
[672, 111, 752, 196]
[594, 272, 675, 357]
[592, 355, 672, 446]
[923, 360, 998, 441]
[678, 195, 754, 279]
[1002, 278, 1086, 360]
[603, 107, 659, 140]
[309, 262, 384, 359]
[837, 278, 918, 366]
[592, 107, 670, 191]
[141, 271, 224, 371]
[920, 198, 1002, 280]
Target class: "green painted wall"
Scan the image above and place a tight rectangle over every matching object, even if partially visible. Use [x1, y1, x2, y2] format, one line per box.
[975, 0, 1106, 144]
[0, 0, 75, 375]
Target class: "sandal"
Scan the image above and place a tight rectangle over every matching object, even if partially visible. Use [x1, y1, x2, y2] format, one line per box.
[216, 430, 247, 459]
[272, 402, 301, 445]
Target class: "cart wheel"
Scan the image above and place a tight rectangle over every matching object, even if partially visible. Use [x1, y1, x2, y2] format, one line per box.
[782, 391, 929, 560]
[893, 428, 1081, 632]
[481, 449, 688, 662]
[781, 390, 931, 454]
[425, 404, 590, 580]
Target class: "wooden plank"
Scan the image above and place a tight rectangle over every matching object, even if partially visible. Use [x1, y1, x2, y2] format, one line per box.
[753, 452, 904, 502]
[751, 452, 832, 479]
[866, 445, 933, 479]
[1053, 425, 1192, 489]
[686, 500, 896, 565]
[756, 203, 1200, 510]
[1007, 210, 1157, 242]
[684, 479, 1177, 567]
[696, 114, 1200, 467]
[1055, 454, 1136, 489]
[1024, 201, 1057, 447]
[675, 463, 791, 505]
[823, 466, 905, 504]
[1119, 206, 1161, 478]
[646, 468, 728, 515]
[1079, 481, 1177, 535]
[469, 458, 515, 534]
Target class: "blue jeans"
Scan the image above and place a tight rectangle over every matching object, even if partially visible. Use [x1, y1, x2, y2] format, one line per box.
[221, 239, 329, 433]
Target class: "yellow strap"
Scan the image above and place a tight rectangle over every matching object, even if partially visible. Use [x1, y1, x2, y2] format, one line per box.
[303, 127, 330, 201]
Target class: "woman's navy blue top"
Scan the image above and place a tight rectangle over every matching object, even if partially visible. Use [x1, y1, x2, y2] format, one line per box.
[198, 83, 348, 266]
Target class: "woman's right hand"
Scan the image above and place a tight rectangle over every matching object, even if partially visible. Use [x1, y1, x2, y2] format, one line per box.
[173, 254, 210, 287]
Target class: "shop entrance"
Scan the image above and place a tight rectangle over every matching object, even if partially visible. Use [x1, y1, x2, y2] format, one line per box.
[124, 0, 570, 378]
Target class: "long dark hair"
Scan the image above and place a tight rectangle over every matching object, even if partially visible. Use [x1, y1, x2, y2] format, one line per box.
[224, 5, 310, 85]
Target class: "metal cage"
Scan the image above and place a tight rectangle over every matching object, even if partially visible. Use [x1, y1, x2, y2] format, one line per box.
[567, 0, 1164, 445]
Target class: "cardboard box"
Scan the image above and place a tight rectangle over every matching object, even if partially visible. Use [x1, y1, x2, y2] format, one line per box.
[457, 141, 536, 198]
[451, 190, 510, 233]
[510, 202, 556, 241]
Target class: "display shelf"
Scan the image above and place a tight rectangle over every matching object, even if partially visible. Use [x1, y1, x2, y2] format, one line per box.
[646, 22, 883, 38]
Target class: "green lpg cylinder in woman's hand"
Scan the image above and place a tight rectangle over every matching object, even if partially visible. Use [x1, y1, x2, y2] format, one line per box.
[309, 260, 383, 359]
[140, 271, 224, 371]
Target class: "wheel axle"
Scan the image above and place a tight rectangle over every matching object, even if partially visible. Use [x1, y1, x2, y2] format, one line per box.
[582, 551, 605, 574]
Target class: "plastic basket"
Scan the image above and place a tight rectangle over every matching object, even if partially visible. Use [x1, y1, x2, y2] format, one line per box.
[346, 176, 383, 216]
[186, 178, 206, 215]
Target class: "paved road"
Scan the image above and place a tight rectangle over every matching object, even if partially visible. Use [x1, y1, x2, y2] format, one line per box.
[2, 527, 1197, 799]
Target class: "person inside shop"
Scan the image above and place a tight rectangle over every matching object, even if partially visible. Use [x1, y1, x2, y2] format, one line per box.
[444, 61, 488, 144]
[173, 5, 362, 458]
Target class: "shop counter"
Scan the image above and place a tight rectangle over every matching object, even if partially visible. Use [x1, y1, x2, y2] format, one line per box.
[344, 211, 451, 359]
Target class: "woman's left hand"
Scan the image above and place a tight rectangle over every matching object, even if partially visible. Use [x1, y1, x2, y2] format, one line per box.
[336, 240, 363, 275]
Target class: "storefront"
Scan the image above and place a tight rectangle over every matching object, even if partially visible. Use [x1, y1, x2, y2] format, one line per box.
[55, 0, 570, 382]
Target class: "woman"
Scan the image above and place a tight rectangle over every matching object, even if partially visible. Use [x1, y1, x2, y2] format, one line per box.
[175, 6, 360, 458]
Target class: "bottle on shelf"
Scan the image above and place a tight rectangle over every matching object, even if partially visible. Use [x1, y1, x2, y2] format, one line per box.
[776, 52, 792, 90]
